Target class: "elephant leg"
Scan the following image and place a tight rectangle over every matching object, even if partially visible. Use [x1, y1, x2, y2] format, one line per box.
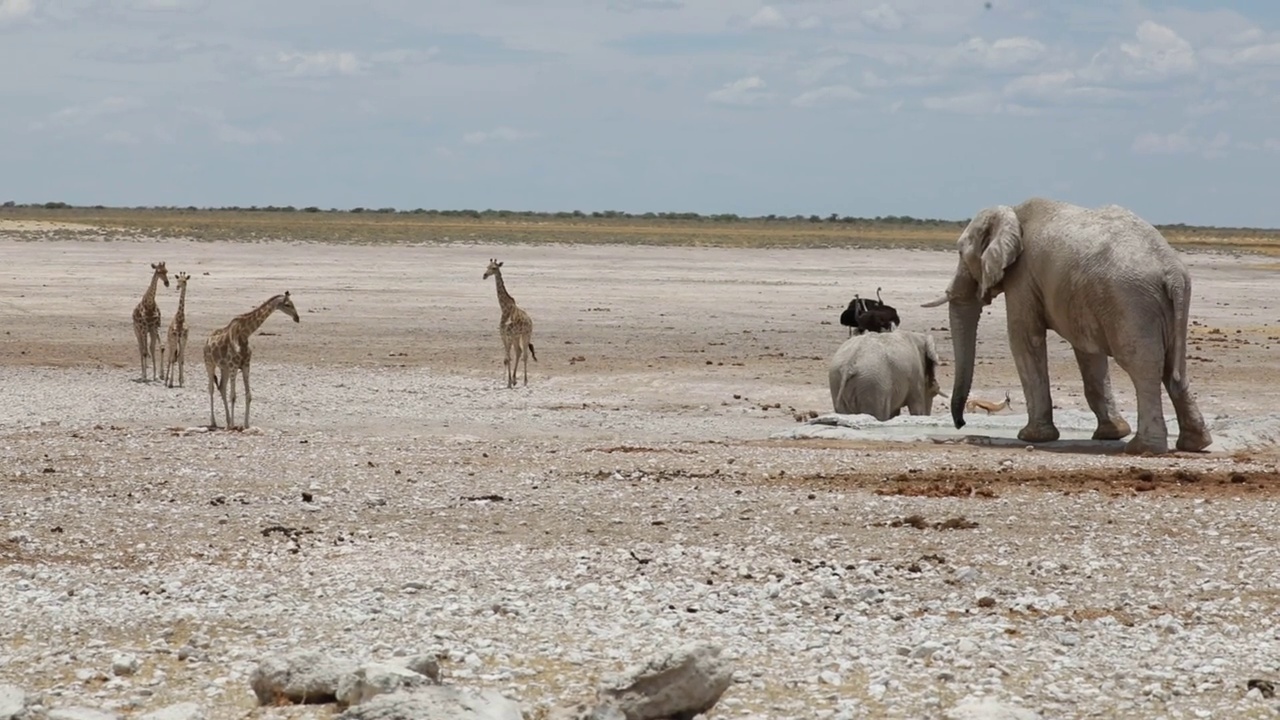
[1072, 349, 1131, 440]
[1008, 322, 1059, 443]
[1165, 365, 1212, 452]
[1114, 350, 1170, 455]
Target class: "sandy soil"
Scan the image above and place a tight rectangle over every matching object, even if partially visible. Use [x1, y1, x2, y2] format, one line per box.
[2, 235, 1280, 719]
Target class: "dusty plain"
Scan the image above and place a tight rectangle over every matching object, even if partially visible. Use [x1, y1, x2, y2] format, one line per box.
[2, 213, 1280, 720]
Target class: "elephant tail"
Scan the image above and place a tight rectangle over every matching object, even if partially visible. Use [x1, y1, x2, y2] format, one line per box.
[1165, 271, 1191, 386]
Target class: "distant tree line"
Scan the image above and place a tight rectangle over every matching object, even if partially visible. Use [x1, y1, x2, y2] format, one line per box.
[1, 200, 1274, 232]
[1, 200, 964, 226]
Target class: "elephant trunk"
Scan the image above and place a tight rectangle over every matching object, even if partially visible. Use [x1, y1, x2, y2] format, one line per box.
[948, 301, 983, 429]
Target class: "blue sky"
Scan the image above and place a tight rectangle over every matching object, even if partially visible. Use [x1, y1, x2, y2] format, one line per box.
[3, 1, 1279, 226]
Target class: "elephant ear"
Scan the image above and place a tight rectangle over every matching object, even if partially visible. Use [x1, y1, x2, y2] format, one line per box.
[958, 205, 1022, 301]
[923, 333, 940, 367]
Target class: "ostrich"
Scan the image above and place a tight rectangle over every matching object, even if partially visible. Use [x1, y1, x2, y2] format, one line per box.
[839, 287, 899, 336]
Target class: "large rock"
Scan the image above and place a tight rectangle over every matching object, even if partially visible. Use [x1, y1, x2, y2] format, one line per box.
[138, 702, 206, 720]
[388, 654, 441, 683]
[337, 663, 437, 707]
[598, 643, 734, 720]
[945, 698, 1042, 720]
[547, 702, 626, 720]
[0, 685, 27, 720]
[249, 650, 359, 705]
[335, 686, 523, 720]
[47, 709, 120, 720]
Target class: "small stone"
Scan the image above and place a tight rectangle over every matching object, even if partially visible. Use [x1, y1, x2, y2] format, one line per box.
[111, 654, 140, 677]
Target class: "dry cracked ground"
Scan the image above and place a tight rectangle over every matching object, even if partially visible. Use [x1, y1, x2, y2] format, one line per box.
[2, 226, 1280, 719]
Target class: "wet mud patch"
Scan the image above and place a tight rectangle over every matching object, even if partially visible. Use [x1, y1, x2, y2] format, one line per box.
[765, 466, 1280, 500]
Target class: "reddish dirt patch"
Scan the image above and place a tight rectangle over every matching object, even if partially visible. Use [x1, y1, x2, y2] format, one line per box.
[768, 467, 1280, 500]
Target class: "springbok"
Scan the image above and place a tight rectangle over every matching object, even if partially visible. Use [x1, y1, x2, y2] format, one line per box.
[965, 390, 1013, 414]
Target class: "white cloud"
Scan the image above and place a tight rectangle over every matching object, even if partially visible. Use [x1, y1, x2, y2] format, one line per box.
[462, 127, 536, 145]
[1132, 130, 1196, 155]
[795, 56, 849, 86]
[1086, 21, 1198, 85]
[0, 0, 33, 24]
[32, 97, 143, 130]
[861, 69, 943, 89]
[274, 51, 367, 77]
[706, 76, 771, 106]
[951, 37, 1048, 71]
[1185, 98, 1229, 116]
[1132, 128, 1232, 158]
[1220, 42, 1280, 65]
[102, 130, 141, 145]
[181, 107, 283, 145]
[791, 85, 863, 108]
[921, 93, 999, 115]
[747, 6, 787, 30]
[1265, 138, 1280, 153]
[128, 0, 206, 11]
[1121, 21, 1198, 75]
[1002, 71, 1126, 105]
[606, 0, 682, 11]
[861, 4, 903, 32]
[369, 48, 440, 65]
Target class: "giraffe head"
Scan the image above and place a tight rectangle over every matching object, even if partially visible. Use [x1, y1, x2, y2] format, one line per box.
[174, 271, 190, 290]
[151, 261, 170, 288]
[483, 258, 504, 280]
[275, 291, 300, 323]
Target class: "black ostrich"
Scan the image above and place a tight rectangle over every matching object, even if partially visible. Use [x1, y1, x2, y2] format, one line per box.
[839, 287, 899, 336]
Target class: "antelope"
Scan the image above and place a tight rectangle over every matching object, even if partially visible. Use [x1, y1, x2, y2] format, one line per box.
[965, 390, 1013, 414]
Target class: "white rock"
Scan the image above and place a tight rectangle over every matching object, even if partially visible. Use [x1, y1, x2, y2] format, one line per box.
[48, 708, 120, 720]
[138, 702, 206, 720]
[0, 685, 27, 720]
[249, 651, 358, 705]
[336, 663, 435, 707]
[335, 687, 522, 720]
[945, 697, 1041, 720]
[111, 654, 140, 677]
[598, 643, 734, 720]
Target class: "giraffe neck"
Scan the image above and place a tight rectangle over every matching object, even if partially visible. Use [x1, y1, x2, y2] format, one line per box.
[175, 285, 187, 322]
[142, 273, 162, 307]
[228, 296, 280, 340]
[493, 270, 516, 314]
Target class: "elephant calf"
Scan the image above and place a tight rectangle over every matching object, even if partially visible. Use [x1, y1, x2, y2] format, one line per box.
[828, 330, 944, 421]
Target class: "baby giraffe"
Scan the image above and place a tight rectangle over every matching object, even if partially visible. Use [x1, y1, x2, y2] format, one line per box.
[203, 291, 300, 430]
[162, 272, 191, 388]
[132, 261, 170, 382]
[482, 258, 537, 388]
[965, 390, 1014, 415]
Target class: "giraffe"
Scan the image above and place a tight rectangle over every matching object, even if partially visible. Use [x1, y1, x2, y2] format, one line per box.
[162, 272, 191, 388]
[202, 291, 300, 429]
[132, 261, 170, 382]
[483, 258, 537, 388]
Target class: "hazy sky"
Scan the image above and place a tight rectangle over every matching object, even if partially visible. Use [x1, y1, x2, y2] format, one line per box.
[4, 1, 1279, 226]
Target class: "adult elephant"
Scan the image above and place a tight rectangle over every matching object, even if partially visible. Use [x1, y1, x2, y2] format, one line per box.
[921, 197, 1211, 455]
[828, 330, 944, 420]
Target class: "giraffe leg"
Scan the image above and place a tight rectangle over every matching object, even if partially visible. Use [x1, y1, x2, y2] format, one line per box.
[205, 355, 218, 427]
[149, 329, 161, 381]
[177, 336, 186, 387]
[135, 325, 148, 381]
[227, 367, 239, 429]
[241, 363, 252, 429]
[502, 333, 515, 388]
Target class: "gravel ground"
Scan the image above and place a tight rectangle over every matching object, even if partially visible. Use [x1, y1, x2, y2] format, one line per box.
[2, 231, 1280, 719]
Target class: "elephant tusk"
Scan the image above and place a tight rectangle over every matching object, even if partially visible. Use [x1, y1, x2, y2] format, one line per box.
[921, 293, 949, 308]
